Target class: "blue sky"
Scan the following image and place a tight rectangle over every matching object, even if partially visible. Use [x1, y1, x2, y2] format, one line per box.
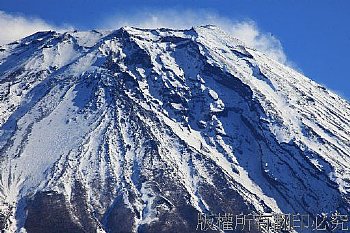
[0, 0, 349, 100]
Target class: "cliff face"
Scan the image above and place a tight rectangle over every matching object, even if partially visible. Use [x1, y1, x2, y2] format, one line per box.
[0, 25, 349, 232]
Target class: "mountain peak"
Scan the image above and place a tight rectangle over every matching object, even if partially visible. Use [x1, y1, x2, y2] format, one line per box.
[0, 26, 349, 232]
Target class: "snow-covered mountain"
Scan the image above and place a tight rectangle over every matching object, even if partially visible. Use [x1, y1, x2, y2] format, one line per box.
[0, 25, 349, 233]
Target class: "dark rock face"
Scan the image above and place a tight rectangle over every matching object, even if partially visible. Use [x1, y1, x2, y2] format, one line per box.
[0, 212, 8, 232]
[24, 191, 85, 233]
[70, 181, 100, 232]
[104, 197, 136, 233]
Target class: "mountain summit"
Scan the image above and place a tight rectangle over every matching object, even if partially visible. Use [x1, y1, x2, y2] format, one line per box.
[0, 26, 349, 232]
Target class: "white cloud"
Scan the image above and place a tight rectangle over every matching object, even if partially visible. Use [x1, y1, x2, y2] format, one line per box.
[0, 11, 67, 45]
[229, 21, 287, 65]
[102, 9, 292, 66]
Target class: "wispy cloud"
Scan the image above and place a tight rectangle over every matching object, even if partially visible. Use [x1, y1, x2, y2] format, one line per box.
[229, 21, 288, 65]
[0, 11, 68, 45]
[102, 9, 292, 66]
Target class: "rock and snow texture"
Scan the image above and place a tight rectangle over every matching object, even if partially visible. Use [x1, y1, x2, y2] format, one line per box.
[0, 26, 349, 232]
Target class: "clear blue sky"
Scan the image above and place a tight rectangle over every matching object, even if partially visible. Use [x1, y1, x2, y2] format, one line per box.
[1, 0, 349, 100]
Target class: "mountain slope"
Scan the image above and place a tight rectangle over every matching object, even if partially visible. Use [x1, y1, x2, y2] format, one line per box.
[0, 26, 349, 232]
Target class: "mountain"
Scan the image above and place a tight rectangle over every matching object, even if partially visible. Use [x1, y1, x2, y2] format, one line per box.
[0, 25, 349, 233]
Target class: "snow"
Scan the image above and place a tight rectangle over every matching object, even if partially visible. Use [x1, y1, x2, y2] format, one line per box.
[208, 89, 218, 100]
